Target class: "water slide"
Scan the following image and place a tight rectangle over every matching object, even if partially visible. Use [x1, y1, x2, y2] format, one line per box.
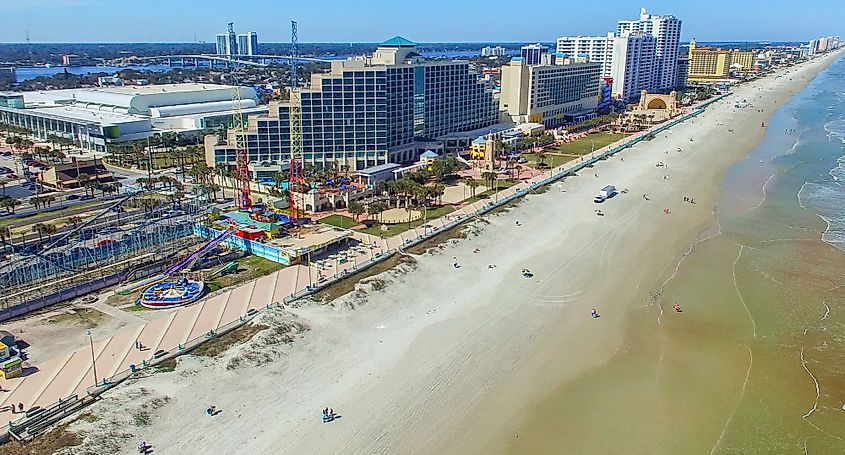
[119, 228, 235, 294]
[163, 228, 234, 275]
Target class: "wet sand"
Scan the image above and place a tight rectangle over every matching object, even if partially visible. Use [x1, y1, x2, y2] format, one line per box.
[503, 51, 845, 454]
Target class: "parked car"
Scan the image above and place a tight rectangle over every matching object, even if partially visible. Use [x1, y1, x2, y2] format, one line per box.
[79, 194, 95, 200]
[66, 194, 81, 200]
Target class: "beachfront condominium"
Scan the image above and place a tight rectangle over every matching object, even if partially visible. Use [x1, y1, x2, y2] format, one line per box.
[481, 46, 507, 57]
[609, 32, 658, 101]
[687, 40, 755, 83]
[237, 32, 259, 56]
[206, 36, 498, 173]
[521, 44, 550, 65]
[617, 8, 682, 91]
[555, 33, 615, 77]
[215, 22, 239, 56]
[499, 54, 601, 128]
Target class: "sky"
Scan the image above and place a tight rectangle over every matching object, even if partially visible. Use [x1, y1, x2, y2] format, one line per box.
[0, 0, 841, 43]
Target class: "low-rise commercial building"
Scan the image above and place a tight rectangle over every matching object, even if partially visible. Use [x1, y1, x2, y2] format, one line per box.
[38, 159, 114, 189]
[0, 83, 267, 152]
[500, 55, 600, 128]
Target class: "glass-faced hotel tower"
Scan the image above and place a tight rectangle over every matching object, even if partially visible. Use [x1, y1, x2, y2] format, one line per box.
[208, 37, 498, 172]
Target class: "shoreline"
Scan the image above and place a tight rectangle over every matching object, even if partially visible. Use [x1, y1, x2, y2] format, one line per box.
[498, 49, 845, 454]
[31, 49, 845, 454]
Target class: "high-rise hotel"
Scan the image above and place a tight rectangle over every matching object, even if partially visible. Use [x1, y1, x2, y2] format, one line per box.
[617, 8, 682, 91]
[206, 37, 498, 173]
[555, 8, 682, 101]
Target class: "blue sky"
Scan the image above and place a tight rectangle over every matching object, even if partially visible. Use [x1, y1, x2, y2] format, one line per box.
[0, 0, 840, 43]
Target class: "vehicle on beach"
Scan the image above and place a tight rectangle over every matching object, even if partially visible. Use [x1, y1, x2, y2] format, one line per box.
[594, 185, 617, 203]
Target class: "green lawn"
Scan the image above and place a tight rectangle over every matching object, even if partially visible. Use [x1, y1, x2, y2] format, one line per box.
[360, 205, 456, 237]
[205, 254, 285, 290]
[318, 214, 357, 229]
[520, 153, 576, 169]
[551, 132, 629, 156]
[463, 180, 518, 204]
[0, 199, 109, 228]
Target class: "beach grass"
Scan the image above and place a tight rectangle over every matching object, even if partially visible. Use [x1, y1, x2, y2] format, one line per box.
[312, 254, 416, 303]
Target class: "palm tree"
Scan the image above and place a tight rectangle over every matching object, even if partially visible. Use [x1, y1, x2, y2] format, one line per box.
[0, 181, 6, 196]
[412, 184, 429, 208]
[430, 183, 446, 205]
[481, 171, 496, 189]
[32, 223, 47, 243]
[77, 173, 91, 194]
[0, 226, 11, 245]
[536, 151, 548, 168]
[1, 197, 21, 214]
[68, 215, 83, 229]
[348, 201, 365, 222]
[467, 179, 480, 198]
[207, 183, 221, 201]
[366, 203, 380, 222]
[84, 181, 98, 198]
[272, 171, 287, 190]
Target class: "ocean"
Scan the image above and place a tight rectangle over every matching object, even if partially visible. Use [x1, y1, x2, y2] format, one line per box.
[503, 53, 845, 454]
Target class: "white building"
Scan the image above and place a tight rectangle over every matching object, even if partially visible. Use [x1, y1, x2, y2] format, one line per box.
[500, 55, 601, 128]
[481, 46, 507, 57]
[237, 32, 259, 56]
[556, 33, 615, 77]
[0, 84, 267, 152]
[609, 32, 657, 101]
[617, 8, 682, 91]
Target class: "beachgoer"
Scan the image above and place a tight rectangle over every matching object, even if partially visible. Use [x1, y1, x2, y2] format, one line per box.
[18, 403, 23, 413]
[664, 208, 671, 214]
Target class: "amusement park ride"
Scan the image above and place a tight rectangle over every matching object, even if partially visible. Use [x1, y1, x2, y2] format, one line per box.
[0, 23, 317, 318]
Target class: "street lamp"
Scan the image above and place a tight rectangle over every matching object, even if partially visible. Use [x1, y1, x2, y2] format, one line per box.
[86, 330, 98, 387]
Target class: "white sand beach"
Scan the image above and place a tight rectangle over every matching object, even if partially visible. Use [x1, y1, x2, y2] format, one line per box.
[60, 51, 843, 455]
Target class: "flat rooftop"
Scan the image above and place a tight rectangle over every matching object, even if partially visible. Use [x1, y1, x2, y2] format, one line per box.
[438, 121, 517, 140]
[267, 225, 351, 257]
[92, 83, 235, 95]
[10, 104, 145, 125]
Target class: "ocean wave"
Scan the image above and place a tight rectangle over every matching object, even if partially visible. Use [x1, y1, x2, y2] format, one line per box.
[798, 180, 845, 251]
[830, 155, 845, 184]
[824, 119, 845, 143]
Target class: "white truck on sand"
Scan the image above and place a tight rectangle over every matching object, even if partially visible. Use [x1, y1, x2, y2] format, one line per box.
[594, 185, 617, 203]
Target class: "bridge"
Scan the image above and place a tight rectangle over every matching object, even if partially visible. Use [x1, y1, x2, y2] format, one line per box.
[137, 53, 335, 68]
